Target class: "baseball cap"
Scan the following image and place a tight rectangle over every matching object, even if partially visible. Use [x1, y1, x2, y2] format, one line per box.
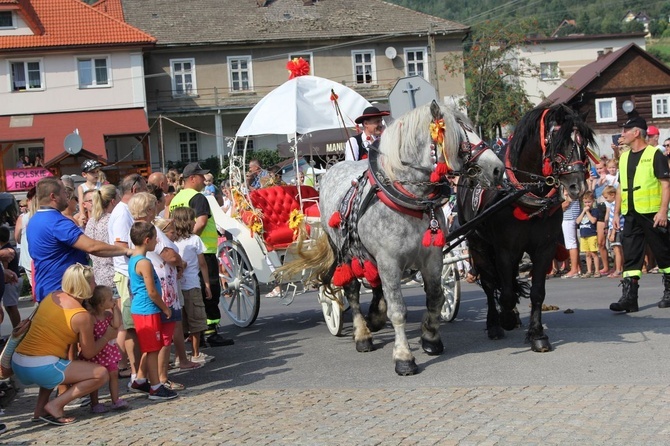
[182, 162, 209, 178]
[647, 125, 660, 136]
[622, 116, 647, 131]
[81, 159, 103, 173]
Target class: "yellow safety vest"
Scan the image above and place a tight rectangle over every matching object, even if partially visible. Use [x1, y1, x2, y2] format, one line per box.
[170, 188, 218, 254]
[619, 145, 662, 215]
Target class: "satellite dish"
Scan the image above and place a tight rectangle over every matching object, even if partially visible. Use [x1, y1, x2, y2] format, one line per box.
[64, 131, 82, 155]
[622, 100, 635, 114]
[385, 46, 397, 60]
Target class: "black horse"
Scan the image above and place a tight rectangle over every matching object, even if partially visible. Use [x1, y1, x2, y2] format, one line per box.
[457, 103, 596, 352]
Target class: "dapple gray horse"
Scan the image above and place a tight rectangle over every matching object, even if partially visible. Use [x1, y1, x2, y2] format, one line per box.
[285, 102, 504, 375]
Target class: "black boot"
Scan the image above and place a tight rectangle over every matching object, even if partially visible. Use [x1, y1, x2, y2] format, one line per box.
[658, 274, 670, 308]
[609, 277, 639, 313]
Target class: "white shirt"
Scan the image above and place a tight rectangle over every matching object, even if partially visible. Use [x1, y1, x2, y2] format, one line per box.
[345, 133, 378, 161]
[175, 235, 206, 290]
[108, 202, 134, 276]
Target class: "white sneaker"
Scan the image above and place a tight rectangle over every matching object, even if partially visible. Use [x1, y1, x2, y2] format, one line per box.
[190, 353, 215, 364]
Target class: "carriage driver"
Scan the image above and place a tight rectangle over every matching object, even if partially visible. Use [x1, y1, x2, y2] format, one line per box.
[345, 106, 390, 161]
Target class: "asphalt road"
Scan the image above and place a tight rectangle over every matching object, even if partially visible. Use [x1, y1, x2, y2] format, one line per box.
[3, 274, 670, 444]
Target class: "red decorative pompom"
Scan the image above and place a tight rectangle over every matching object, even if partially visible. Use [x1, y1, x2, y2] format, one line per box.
[368, 276, 382, 288]
[435, 162, 448, 175]
[363, 260, 379, 284]
[287, 57, 310, 79]
[351, 257, 365, 278]
[513, 207, 530, 221]
[430, 171, 441, 183]
[542, 158, 552, 176]
[328, 212, 342, 228]
[433, 228, 445, 247]
[422, 229, 433, 247]
[333, 263, 355, 287]
[330, 90, 339, 102]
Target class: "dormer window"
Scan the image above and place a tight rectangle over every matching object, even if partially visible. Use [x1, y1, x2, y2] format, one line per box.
[0, 11, 14, 28]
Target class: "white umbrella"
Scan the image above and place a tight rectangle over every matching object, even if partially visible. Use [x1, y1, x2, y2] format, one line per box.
[236, 75, 371, 137]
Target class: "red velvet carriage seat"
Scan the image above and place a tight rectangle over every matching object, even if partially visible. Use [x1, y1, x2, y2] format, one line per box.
[248, 185, 319, 250]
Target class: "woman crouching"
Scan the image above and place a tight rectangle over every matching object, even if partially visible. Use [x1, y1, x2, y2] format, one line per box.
[11, 264, 117, 425]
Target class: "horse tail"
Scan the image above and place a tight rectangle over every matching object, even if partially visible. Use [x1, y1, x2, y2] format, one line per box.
[276, 228, 337, 292]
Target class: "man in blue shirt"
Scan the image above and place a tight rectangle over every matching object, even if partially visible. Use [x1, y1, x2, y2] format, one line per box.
[27, 177, 131, 302]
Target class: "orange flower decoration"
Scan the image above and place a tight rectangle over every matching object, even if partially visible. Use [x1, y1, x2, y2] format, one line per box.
[430, 118, 446, 145]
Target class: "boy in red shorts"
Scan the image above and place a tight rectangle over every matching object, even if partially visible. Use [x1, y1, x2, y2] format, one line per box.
[128, 221, 178, 401]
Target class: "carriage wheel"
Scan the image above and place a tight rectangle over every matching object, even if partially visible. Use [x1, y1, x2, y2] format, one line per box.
[319, 286, 345, 336]
[218, 240, 260, 328]
[440, 254, 461, 322]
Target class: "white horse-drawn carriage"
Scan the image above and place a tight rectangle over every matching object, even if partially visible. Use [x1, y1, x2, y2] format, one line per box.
[209, 75, 472, 343]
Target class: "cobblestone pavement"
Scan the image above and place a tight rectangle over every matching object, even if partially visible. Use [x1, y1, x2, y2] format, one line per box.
[3, 277, 670, 445]
[4, 383, 670, 445]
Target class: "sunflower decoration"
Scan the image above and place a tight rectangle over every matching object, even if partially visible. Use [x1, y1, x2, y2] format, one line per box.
[250, 218, 263, 237]
[288, 209, 305, 238]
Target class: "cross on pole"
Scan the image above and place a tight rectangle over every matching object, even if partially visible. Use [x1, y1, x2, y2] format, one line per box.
[402, 81, 421, 110]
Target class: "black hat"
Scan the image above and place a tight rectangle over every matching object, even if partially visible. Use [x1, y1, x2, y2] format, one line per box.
[182, 162, 209, 178]
[355, 106, 390, 125]
[622, 116, 647, 131]
[81, 159, 102, 173]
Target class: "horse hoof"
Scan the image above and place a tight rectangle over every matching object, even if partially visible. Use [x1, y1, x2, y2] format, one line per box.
[395, 359, 419, 376]
[530, 338, 552, 352]
[487, 326, 505, 340]
[500, 311, 518, 331]
[355, 339, 374, 352]
[421, 338, 444, 356]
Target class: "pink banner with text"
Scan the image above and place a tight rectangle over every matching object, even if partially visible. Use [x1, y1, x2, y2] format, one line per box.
[5, 168, 53, 191]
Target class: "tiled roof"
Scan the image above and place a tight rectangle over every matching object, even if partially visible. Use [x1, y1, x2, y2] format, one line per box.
[92, 0, 125, 22]
[121, 0, 468, 46]
[0, 0, 155, 51]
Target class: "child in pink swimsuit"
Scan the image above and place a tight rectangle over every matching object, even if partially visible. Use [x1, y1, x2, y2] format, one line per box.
[81, 285, 128, 413]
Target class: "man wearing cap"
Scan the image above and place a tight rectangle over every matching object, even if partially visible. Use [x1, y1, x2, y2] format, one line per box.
[647, 125, 663, 150]
[170, 163, 233, 347]
[609, 116, 670, 313]
[345, 106, 390, 161]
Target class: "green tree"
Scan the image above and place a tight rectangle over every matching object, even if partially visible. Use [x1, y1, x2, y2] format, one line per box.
[443, 20, 536, 140]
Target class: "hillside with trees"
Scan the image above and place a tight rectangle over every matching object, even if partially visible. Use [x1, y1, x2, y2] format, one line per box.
[387, 0, 670, 38]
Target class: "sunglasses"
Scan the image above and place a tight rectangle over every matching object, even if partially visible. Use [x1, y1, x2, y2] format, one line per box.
[664, 144, 670, 148]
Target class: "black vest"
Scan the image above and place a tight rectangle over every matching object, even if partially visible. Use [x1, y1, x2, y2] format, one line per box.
[354, 133, 368, 160]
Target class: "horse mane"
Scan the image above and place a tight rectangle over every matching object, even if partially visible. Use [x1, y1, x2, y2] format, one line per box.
[378, 102, 462, 181]
[508, 103, 597, 166]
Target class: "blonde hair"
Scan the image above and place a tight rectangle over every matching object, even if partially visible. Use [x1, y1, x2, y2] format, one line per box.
[606, 159, 618, 169]
[154, 217, 174, 234]
[128, 192, 157, 220]
[603, 185, 617, 197]
[62, 263, 95, 300]
[91, 184, 118, 221]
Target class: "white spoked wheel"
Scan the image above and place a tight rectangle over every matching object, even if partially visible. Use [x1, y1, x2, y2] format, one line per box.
[319, 286, 345, 336]
[440, 253, 461, 322]
[218, 240, 260, 327]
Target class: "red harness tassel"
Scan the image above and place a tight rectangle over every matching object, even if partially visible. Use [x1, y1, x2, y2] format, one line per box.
[422, 229, 433, 247]
[328, 211, 342, 228]
[433, 228, 445, 247]
[513, 207, 530, 221]
[363, 260, 380, 285]
[542, 157, 552, 176]
[351, 257, 365, 278]
[333, 263, 354, 287]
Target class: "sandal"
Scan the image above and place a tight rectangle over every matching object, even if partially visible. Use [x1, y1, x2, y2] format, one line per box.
[118, 367, 131, 379]
[162, 380, 185, 391]
[39, 414, 77, 426]
[90, 403, 108, 414]
[265, 288, 281, 298]
[111, 399, 129, 410]
[178, 361, 203, 371]
[608, 271, 622, 278]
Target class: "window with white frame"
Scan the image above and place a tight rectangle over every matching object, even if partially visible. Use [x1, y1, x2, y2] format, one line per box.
[288, 53, 313, 75]
[352, 50, 375, 85]
[0, 11, 13, 28]
[540, 62, 560, 81]
[77, 56, 110, 88]
[170, 58, 196, 96]
[405, 48, 428, 80]
[10, 60, 43, 91]
[236, 138, 254, 154]
[228, 56, 253, 92]
[178, 131, 199, 162]
[595, 98, 617, 123]
[652, 94, 670, 118]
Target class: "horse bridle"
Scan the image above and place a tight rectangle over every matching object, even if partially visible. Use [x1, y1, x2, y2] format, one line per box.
[541, 110, 588, 182]
[455, 119, 495, 180]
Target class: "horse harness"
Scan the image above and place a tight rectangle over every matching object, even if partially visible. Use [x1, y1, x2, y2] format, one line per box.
[329, 113, 495, 285]
[504, 108, 588, 220]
